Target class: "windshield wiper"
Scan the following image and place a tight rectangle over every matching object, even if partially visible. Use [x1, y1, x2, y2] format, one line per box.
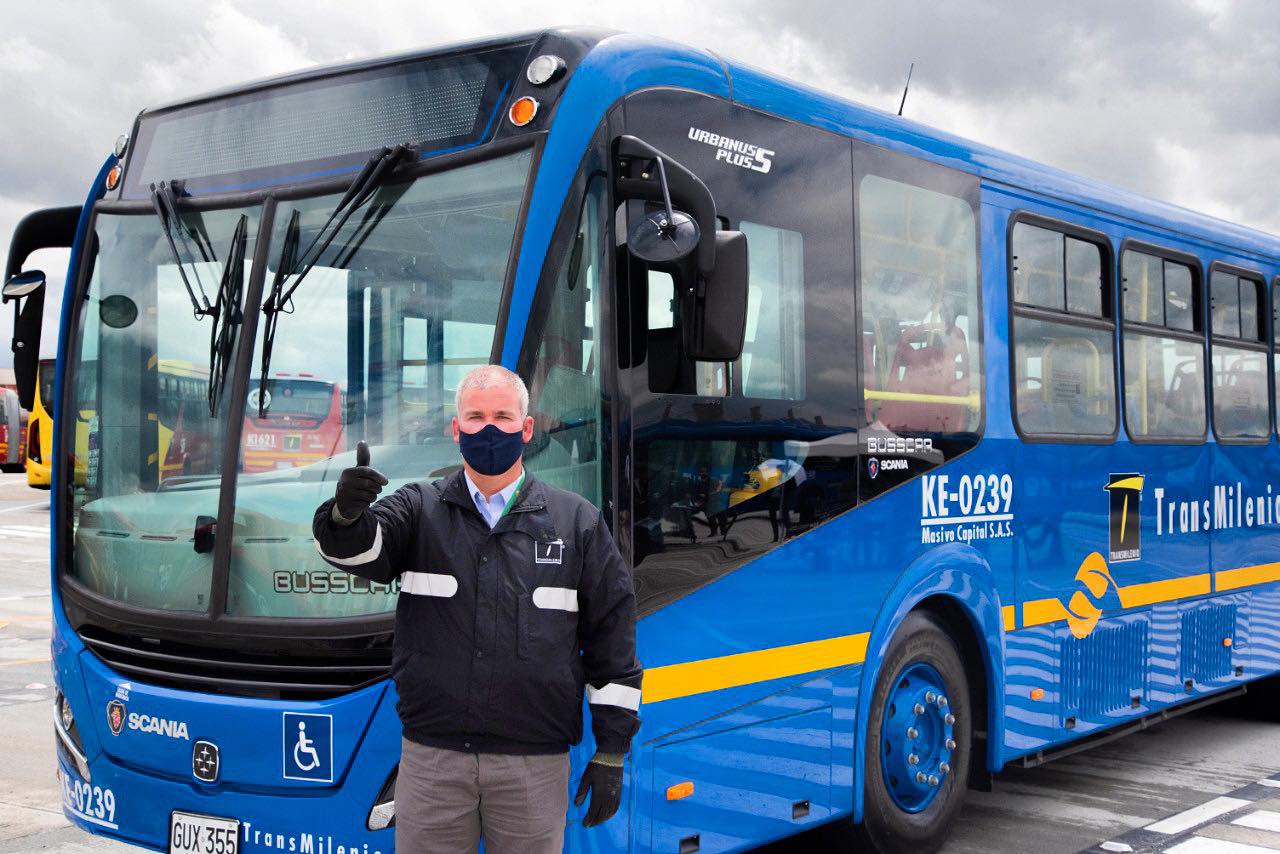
[256, 144, 411, 418]
[150, 180, 215, 319]
[207, 214, 248, 417]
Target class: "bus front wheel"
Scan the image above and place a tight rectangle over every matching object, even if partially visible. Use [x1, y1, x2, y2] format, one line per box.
[854, 611, 973, 853]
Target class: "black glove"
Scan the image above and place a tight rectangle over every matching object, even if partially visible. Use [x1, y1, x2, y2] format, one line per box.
[573, 755, 623, 827]
[333, 441, 388, 522]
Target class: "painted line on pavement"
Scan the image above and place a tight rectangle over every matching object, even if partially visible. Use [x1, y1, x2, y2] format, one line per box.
[1147, 798, 1253, 835]
[1233, 811, 1280, 833]
[1164, 837, 1277, 853]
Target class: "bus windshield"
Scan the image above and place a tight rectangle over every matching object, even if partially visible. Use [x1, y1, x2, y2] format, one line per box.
[65, 149, 533, 617]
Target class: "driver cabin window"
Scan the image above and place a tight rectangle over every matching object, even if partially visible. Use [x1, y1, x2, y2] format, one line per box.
[644, 223, 805, 401]
[646, 270, 728, 397]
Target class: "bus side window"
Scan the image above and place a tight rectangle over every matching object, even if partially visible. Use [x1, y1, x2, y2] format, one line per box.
[1010, 221, 1116, 440]
[1120, 249, 1206, 440]
[1209, 269, 1268, 440]
[859, 174, 981, 435]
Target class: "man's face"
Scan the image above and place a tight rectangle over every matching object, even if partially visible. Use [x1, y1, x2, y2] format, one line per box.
[452, 384, 535, 445]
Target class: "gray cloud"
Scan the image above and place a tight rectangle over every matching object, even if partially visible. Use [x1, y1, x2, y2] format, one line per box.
[4, 1, 1279, 369]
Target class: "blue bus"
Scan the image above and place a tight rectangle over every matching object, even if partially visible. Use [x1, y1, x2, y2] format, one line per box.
[5, 26, 1280, 854]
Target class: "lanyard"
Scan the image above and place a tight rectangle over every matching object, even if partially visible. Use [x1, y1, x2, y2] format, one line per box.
[494, 471, 525, 524]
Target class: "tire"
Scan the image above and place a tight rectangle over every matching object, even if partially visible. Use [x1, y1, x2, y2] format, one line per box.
[852, 611, 973, 853]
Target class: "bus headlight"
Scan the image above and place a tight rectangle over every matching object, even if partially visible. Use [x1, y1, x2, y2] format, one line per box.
[54, 691, 91, 782]
[525, 54, 566, 86]
[366, 766, 397, 831]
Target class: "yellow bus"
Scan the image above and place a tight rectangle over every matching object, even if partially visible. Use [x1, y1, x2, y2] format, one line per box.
[24, 357, 55, 488]
[155, 358, 213, 479]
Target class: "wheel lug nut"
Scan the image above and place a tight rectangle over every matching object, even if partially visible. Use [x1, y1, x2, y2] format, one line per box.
[914, 703, 925, 716]
[939, 762, 951, 774]
[936, 695, 948, 708]
[928, 774, 939, 787]
[908, 753, 920, 766]
[925, 691, 938, 704]
[944, 713, 956, 726]
[907, 727, 919, 739]
[916, 771, 927, 784]
[945, 738, 957, 750]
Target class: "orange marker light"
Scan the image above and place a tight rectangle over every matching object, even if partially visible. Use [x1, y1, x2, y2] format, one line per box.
[1030, 688, 1045, 701]
[1223, 637, 1233, 648]
[666, 781, 694, 801]
[508, 96, 539, 127]
[105, 164, 122, 191]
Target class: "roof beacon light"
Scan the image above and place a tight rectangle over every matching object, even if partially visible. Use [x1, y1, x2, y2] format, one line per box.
[526, 54, 566, 86]
[508, 96, 539, 127]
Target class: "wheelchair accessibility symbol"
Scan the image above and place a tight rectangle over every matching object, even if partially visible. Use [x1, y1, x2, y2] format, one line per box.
[282, 712, 333, 782]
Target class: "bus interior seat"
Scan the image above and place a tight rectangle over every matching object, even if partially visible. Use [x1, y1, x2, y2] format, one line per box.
[1042, 336, 1100, 433]
[877, 323, 970, 432]
[1157, 361, 1202, 436]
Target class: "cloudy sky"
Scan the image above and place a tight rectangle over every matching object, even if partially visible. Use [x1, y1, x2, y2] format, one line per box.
[3, 0, 1278, 367]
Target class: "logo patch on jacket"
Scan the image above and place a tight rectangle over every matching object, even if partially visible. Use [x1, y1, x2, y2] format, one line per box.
[535, 540, 564, 565]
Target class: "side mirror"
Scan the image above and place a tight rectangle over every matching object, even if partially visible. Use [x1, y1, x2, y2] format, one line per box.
[626, 207, 700, 265]
[682, 231, 748, 362]
[613, 134, 750, 364]
[5, 204, 81, 410]
[3, 270, 47, 410]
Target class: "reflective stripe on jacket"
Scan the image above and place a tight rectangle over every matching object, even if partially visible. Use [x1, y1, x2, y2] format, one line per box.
[312, 470, 642, 755]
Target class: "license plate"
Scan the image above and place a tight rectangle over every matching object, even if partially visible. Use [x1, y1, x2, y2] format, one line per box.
[170, 811, 240, 854]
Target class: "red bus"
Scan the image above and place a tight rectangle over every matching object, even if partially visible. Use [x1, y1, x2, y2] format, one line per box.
[242, 373, 344, 472]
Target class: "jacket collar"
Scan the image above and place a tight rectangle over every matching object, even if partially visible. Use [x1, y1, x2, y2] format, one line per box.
[440, 468, 550, 522]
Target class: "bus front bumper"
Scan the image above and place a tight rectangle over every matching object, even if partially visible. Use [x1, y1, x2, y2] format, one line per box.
[55, 649, 402, 854]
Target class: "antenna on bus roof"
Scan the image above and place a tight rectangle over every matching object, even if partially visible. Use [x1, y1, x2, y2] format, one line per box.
[897, 62, 915, 117]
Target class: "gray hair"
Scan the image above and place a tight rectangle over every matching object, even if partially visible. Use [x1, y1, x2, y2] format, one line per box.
[454, 365, 529, 419]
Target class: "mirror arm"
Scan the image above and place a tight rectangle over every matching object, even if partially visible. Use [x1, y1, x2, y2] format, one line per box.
[613, 135, 718, 276]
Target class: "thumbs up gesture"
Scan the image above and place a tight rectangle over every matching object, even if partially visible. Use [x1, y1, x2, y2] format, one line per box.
[334, 441, 388, 522]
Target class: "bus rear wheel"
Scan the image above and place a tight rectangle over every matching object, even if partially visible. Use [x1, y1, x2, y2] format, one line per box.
[854, 611, 973, 853]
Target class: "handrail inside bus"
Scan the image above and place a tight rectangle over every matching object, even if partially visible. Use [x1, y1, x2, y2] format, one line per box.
[863, 388, 981, 409]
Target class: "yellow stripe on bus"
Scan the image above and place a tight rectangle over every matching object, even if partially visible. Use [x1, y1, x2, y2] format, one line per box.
[642, 632, 869, 704]
[641, 562, 1280, 706]
[1117, 574, 1210, 608]
[1216, 562, 1280, 592]
[1022, 598, 1070, 628]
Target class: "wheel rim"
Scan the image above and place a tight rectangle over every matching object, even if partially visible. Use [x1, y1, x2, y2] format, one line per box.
[880, 661, 957, 814]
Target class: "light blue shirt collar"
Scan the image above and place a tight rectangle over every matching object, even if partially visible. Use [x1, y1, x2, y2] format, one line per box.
[464, 467, 524, 529]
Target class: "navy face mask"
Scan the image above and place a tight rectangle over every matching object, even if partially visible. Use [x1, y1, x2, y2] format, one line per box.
[458, 423, 526, 475]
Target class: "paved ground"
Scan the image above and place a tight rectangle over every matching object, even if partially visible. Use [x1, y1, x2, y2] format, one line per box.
[0, 469, 1276, 853]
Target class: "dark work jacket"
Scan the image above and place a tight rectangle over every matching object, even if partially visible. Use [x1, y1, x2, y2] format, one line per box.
[311, 470, 642, 756]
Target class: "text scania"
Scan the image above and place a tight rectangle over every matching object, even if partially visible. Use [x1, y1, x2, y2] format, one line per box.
[1153, 481, 1280, 536]
[129, 712, 189, 740]
[921, 473, 1015, 545]
[688, 127, 774, 173]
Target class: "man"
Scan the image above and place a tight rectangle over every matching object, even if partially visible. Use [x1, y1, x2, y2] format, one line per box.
[312, 365, 641, 853]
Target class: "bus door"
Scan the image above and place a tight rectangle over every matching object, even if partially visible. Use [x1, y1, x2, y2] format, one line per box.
[613, 90, 860, 847]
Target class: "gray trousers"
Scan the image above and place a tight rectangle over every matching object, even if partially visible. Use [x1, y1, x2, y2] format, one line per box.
[395, 738, 570, 854]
